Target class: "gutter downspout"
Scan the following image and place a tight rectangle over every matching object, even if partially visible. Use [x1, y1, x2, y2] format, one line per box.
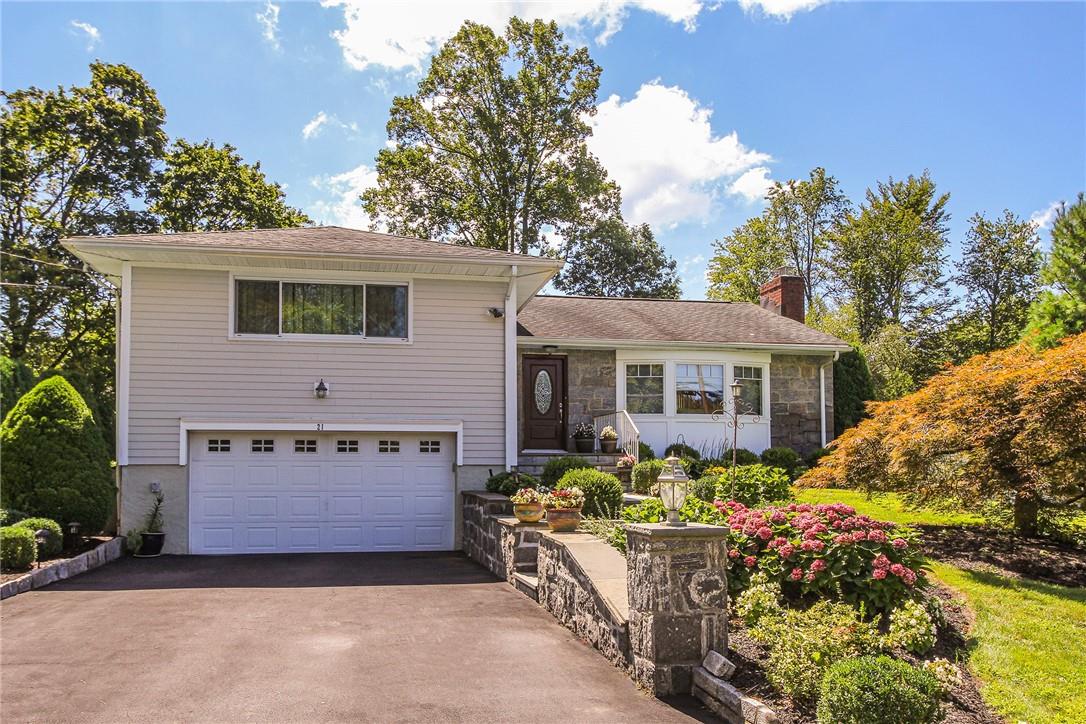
[819, 351, 840, 448]
[505, 266, 518, 469]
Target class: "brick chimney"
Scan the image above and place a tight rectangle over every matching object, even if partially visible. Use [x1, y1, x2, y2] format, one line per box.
[759, 267, 805, 323]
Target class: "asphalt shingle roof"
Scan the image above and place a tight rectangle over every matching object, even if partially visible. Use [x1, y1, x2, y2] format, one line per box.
[517, 295, 851, 349]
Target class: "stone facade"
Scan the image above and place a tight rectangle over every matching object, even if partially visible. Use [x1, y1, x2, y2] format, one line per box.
[517, 349, 616, 452]
[626, 523, 730, 696]
[537, 534, 632, 673]
[769, 353, 834, 456]
[461, 492, 545, 582]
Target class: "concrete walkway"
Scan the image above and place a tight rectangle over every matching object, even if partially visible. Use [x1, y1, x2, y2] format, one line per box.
[1, 552, 712, 723]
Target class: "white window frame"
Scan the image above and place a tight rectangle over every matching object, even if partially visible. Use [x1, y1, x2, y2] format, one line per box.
[622, 361, 666, 416]
[731, 364, 767, 418]
[228, 272, 413, 344]
[674, 362, 726, 417]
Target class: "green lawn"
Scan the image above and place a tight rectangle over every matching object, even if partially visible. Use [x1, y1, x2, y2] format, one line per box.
[931, 562, 1086, 724]
[791, 487, 985, 527]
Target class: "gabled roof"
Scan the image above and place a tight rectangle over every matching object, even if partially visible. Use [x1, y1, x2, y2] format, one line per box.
[517, 295, 851, 352]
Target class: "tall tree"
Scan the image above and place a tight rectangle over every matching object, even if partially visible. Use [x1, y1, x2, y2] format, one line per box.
[362, 19, 618, 254]
[1026, 193, 1086, 349]
[553, 219, 680, 298]
[1, 62, 166, 366]
[952, 210, 1041, 355]
[705, 216, 786, 302]
[766, 167, 850, 309]
[830, 172, 951, 341]
[149, 140, 310, 231]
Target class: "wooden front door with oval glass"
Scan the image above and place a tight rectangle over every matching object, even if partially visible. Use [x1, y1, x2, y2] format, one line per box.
[522, 355, 566, 451]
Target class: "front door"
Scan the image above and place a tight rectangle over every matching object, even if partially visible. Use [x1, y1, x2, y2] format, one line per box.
[523, 355, 566, 450]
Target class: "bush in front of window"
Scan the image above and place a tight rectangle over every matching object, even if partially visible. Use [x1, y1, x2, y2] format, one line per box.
[0, 526, 37, 571]
[630, 458, 665, 494]
[540, 455, 592, 487]
[556, 469, 624, 518]
[0, 376, 115, 533]
[664, 442, 700, 459]
[11, 517, 63, 557]
[638, 441, 656, 460]
[485, 471, 541, 497]
[704, 464, 792, 507]
[760, 447, 808, 480]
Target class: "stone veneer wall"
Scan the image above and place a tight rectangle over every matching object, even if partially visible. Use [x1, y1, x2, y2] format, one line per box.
[461, 492, 543, 582]
[536, 534, 632, 673]
[517, 349, 616, 452]
[769, 353, 834, 456]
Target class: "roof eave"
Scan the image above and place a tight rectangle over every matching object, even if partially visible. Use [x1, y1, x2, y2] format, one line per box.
[515, 336, 852, 354]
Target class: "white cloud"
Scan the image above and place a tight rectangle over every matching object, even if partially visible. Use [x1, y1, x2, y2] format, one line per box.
[256, 1, 281, 50]
[728, 166, 774, 203]
[587, 82, 771, 227]
[309, 163, 380, 229]
[69, 20, 101, 51]
[1030, 200, 1062, 234]
[737, 0, 827, 20]
[302, 111, 361, 140]
[321, 0, 705, 72]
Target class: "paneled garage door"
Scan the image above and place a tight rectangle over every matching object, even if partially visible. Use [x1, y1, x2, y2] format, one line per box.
[188, 432, 455, 554]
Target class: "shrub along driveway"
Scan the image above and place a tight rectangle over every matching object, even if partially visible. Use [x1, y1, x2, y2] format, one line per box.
[0, 552, 707, 723]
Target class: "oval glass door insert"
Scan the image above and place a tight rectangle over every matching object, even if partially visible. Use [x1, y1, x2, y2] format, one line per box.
[534, 370, 553, 414]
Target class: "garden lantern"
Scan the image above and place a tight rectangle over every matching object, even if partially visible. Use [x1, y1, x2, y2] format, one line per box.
[730, 381, 743, 401]
[657, 454, 689, 527]
[34, 528, 52, 567]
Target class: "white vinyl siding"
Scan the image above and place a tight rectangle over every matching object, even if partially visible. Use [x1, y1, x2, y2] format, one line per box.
[127, 267, 505, 465]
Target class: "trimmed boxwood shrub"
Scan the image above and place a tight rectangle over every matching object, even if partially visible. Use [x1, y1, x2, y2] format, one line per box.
[638, 441, 655, 460]
[817, 656, 943, 724]
[630, 458, 665, 494]
[485, 471, 541, 496]
[540, 455, 592, 487]
[664, 442, 700, 459]
[12, 517, 63, 557]
[806, 447, 831, 467]
[690, 475, 718, 503]
[760, 447, 806, 479]
[556, 469, 624, 518]
[0, 526, 36, 570]
[0, 376, 115, 532]
[731, 448, 761, 466]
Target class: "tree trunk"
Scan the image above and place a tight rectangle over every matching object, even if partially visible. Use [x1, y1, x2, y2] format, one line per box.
[1013, 491, 1040, 537]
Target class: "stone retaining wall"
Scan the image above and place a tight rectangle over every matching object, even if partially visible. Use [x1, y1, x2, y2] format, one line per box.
[537, 534, 631, 673]
[461, 491, 545, 582]
[0, 536, 126, 600]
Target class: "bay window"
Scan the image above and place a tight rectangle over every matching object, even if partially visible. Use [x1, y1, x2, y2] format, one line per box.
[234, 278, 408, 339]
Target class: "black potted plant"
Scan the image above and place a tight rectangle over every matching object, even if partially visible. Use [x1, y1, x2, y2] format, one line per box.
[572, 422, 596, 453]
[134, 492, 166, 558]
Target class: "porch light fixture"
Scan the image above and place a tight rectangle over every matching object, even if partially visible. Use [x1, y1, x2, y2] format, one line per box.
[657, 454, 690, 527]
[542, 345, 558, 354]
[488, 307, 505, 318]
[314, 379, 329, 399]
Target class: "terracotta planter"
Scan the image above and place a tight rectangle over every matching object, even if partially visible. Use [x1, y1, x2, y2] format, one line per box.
[599, 439, 618, 453]
[545, 507, 582, 532]
[574, 438, 594, 453]
[513, 502, 545, 523]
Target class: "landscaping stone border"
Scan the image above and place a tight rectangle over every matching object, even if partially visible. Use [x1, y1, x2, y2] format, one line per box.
[0, 536, 125, 600]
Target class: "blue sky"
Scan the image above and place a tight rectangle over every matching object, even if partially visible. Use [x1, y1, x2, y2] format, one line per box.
[4, 1, 1084, 298]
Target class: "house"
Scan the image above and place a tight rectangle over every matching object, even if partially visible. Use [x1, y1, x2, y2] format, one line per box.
[64, 226, 850, 555]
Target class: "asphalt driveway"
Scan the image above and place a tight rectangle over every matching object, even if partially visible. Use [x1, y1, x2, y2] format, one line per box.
[1, 552, 709, 723]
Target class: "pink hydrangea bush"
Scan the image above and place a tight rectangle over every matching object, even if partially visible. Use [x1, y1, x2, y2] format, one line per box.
[717, 500, 927, 612]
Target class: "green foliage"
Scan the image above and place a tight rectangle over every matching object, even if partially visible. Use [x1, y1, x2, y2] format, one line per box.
[735, 572, 784, 627]
[706, 215, 787, 302]
[144, 492, 165, 533]
[817, 656, 943, 724]
[362, 18, 618, 254]
[1027, 193, 1086, 349]
[690, 476, 718, 504]
[731, 448, 761, 466]
[620, 497, 724, 527]
[554, 220, 680, 298]
[886, 599, 937, 655]
[834, 348, 874, 435]
[485, 470, 541, 496]
[712, 465, 792, 507]
[638, 441, 655, 460]
[578, 516, 627, 553]
[760, 447, 805, 479]
[664, 442, 700, 459]
[751, 600, 883, 704]
[864, 323, 920, 400]
[1, 356, 35, 417]
[630, 458, 665, 494]
[556, 469, 623, 518]
[149, 140, 310, 232]
[0, 526, 37, 570]
[0, 376, 115, 531]
[806, 447, 831, 467]
[540, 455, 592, 487]
[0, 508, 29, 526]
[12, 517, 63, 557]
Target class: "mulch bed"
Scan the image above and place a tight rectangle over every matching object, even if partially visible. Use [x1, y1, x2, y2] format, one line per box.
[726, 582, 1003, 724]
[918, 525, 1086, 588]
[0, 536, 111, 584]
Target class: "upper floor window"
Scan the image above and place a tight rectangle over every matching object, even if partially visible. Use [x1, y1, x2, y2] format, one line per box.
[676, 364, 724, 415]
[733, 366, 763, 416]
[625, 364, 664, 414]
[234, 279, 408, 339]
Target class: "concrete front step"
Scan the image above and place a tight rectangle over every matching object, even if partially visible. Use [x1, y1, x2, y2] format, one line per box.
[518, 452, 623, 466]
[511, 572, 539, 601]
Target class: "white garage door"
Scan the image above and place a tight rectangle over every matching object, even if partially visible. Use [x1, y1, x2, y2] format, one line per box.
[188, 432, 455, 554]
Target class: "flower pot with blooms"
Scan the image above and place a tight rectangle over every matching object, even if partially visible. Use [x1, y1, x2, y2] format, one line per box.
[510, 487, 546, 523]
[543, 487, 585, 532]
[598, 425, 619, 454]
[615, 453, 636, 488]
[572, 422, 596, 453]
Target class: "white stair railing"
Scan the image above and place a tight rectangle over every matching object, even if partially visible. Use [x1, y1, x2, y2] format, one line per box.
[591, 410, 640, 463]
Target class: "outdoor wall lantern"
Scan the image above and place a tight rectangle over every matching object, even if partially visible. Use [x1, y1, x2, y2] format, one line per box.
[657, 454, 690, 527]
[542, 344, 558, 354]
[314, 379, 329, 399]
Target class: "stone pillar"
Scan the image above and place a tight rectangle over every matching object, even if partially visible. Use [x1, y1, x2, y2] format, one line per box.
[625, 523, 729, 696]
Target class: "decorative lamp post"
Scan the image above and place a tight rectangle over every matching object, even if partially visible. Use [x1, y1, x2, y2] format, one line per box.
[657, 454, 690, 527]
[712, 380, 760, 500]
